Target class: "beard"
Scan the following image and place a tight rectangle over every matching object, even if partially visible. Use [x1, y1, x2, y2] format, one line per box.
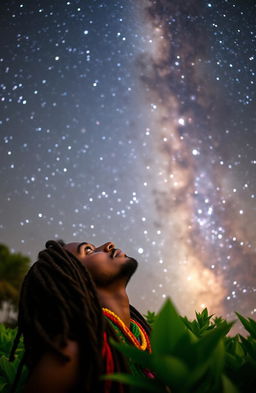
[93, 256, 138, 288]
[117, 256, 138, 286]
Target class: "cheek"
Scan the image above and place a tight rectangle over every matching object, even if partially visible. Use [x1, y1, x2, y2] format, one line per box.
[85, 254, 112, 276]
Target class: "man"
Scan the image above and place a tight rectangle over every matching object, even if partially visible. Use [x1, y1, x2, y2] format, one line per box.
[64, 241, 138, 329]
[9, 240, 152, 393]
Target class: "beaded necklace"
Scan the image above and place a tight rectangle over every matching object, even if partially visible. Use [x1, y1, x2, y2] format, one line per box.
[102, 308, 155, 380]
[102, 307, 151, 352]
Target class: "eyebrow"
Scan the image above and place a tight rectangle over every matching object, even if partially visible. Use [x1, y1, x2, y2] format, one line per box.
[77, 242, 95, 253]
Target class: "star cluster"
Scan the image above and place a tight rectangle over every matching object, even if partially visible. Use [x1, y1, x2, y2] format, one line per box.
[0, 0, 255, 330]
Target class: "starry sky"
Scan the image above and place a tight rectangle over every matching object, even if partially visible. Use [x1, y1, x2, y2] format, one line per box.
[0, 0, 255, 332]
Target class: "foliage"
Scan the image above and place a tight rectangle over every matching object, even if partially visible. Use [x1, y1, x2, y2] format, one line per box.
[0, 324, 28, 393]
[102, 298, 256, 393]
[143, 311, 157, 328]
[1, 299, 256, 393]
[0, 244, 30, 324]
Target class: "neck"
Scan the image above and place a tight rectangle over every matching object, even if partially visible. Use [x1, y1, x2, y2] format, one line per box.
[97, 285, 130, 328]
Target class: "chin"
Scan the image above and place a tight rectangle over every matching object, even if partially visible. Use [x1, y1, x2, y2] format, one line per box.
[121, 257, 138, 285]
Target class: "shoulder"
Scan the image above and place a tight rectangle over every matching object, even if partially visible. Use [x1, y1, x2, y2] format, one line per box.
[24, 338, 80, 393]
[40, 336, 80, 369]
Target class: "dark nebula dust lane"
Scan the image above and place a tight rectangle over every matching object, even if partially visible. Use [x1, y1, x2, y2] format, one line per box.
[137, 0, 256, 328]
[0, 0, 255, 330]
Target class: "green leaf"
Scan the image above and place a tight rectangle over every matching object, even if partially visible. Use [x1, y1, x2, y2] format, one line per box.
[101, 373, 165, 393]
[15, 365, 29, 393]
[0, 356, 17, 384]
[195, 308, 213, 330]
[186, 328, 198, 343]
[0, 325, 15, 355]
[183, 363, 212, 390]
[0, 376, 7, 391]
[171, 331, 196, 367]
[178, 330, 227, 389]
[239, 335, 256, 361]
[222, 374, 240, 393]
[225, 352, 243, 370]
[236, 313, 256, 339]
[209, 339, 225, 384]
[109, 338, 152, 370]
[151, 298, 186, 356]
[234, 340, 244, 358]
[213, 316, 226, 326]
[191, 324, 231, 365]
[143, 311, 157, 327]
[151, 354, 188, 389]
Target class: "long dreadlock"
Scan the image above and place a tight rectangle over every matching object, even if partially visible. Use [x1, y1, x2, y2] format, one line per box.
[9, 240, 152, 393]
[8, 239, 107, 392]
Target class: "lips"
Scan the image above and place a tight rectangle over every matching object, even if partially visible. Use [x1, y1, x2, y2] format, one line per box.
[113, 249, 126, 258]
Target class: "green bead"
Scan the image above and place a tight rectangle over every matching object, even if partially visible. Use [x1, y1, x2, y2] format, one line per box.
[104, 316, 146, 377]
[130, 321, 141, 343]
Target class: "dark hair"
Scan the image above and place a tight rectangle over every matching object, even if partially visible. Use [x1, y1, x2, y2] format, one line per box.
[9, 240, 151, 393]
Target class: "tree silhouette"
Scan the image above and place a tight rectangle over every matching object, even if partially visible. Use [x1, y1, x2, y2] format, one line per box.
[0, 244, 30, 325]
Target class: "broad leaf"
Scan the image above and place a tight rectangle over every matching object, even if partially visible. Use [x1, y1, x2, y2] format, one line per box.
[151, 354, 188, 389]
[101, 373, 165, 392]
[209, 339, 225, 385]
[191, 324, 231, 365]
[0, 356, 17, 384]
[151, 298, 186, 356]
[109, 338, 152, 370]
[222, 374, 239, 393]
[236, 313, 256, 339]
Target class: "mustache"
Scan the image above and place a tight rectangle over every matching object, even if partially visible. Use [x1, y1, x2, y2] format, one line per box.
[110, 248, 128, 258]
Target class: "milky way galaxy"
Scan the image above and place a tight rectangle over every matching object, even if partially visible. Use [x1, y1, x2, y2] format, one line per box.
[0, 0, 255, 330]
[137, 0, 256, 327]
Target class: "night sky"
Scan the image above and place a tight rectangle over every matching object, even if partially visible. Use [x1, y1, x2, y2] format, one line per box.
[0, 0, 256, 332]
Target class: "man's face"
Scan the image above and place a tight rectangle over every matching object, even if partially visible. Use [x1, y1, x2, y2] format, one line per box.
[64, 241, 138, 288]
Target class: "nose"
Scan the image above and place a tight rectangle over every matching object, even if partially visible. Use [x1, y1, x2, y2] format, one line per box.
[97, 242, 115, 253]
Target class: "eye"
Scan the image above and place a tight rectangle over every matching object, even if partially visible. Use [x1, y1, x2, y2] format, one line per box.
[84, 245, 94, 254]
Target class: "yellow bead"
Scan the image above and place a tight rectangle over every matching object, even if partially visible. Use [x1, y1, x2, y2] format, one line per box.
[102, 308, 148, 351]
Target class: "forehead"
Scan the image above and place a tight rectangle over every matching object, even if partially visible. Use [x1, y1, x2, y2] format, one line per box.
[64, 242, 95, 254]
